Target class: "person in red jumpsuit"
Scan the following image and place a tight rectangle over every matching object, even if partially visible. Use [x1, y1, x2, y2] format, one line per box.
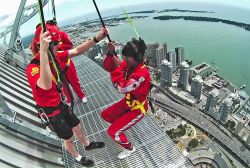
[46, 20, 87, 104]
[27, 23, 108, 167]
[101, 38, 150, 159]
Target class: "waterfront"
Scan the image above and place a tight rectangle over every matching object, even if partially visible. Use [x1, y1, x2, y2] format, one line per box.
[107, 8, 250, 95]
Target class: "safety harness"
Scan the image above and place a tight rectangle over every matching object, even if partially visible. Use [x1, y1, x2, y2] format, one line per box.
[36, 0, 76, 130]
[124, 64, 148, 115]
[29, 58, 72, 131]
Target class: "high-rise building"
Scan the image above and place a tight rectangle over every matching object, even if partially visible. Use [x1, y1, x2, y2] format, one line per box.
[218, 98, 233, 123]
[146, 43, 159, 67]
[160, 59, 172, 87]
[178, 61, 189, 90]
[160, 42, 168, 58]
[175, 47, 185, 67]
[205, 89, 219, 115]
[87, 47, 99, 60]
[168, 51, 177, 71]
[191, 75, 203, 101]
[96, 44, 102, 54]
[156, 47, 165, 69]
[101, 41, 108, 55]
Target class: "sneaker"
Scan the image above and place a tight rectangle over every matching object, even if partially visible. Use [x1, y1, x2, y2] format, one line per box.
[81, 97, 87, 104]
[77, 157, 94, 167]
[85, 141, 105, 151]
[118, 146, 136, 160]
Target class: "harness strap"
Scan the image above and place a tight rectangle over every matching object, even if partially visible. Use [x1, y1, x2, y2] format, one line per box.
[126, 93, 147, 115]
[37, 102, 65, 131]
[30, 59, 67, 103]
[131, 100, 146, 115]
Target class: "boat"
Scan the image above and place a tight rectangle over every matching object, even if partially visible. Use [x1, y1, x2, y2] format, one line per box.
[240, 84, 246, 89]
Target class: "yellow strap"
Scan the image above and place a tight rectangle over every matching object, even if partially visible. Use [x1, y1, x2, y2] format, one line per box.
[131, 100, 147, 115]
[67, 58, 71, 66]
[125, 93, 147, 115]
[57, 51, 71, 66]
[125, 99, 147, 115]
[52, 74, 57, 84]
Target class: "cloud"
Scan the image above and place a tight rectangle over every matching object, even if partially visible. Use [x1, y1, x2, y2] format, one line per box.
[54, 0, 80, 6]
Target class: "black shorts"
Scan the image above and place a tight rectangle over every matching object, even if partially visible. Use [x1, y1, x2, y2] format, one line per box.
[49, 105, 80, 140]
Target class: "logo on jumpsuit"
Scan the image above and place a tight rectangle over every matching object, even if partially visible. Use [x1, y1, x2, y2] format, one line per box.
[31, 67, 39, 76]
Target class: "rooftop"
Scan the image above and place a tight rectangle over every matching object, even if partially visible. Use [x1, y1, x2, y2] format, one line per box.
[62, 55, 194, 168]
[0, 46, 194, 168]
[191, 63, 211, 73]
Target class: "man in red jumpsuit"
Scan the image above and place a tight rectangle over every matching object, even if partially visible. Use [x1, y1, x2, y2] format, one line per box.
[101, 38, 150, 159]
[47, 20, 87, 104]
[27, 23, 108, 167]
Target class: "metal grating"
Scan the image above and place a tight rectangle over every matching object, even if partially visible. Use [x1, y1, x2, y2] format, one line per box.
[62, 55, 194, 168]
[0, 48, 40, 123]
[0, 47, 61, 147]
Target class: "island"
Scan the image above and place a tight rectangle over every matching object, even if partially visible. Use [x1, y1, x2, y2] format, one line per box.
[153, 15, 250, 31]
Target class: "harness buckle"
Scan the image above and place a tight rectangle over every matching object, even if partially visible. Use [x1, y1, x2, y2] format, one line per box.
[39, 108, 49, 124]
[38, 108, 55, 132]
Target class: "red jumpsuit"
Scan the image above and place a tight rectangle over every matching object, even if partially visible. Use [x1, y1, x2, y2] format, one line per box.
[101, 59, 151, 149]
[58, 31, 85, 103]
[26, 51, 69, 107]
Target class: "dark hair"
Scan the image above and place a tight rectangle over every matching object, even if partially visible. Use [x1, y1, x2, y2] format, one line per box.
[122, 38, 147, 62]
[46, 19, 57, 25]
[36, 23, 41, 29]
[35, 19, 57, 29]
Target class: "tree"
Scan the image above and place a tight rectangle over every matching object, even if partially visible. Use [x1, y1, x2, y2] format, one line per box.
[178, 124, 183, 129]
[230, 121, 236, 130]
[188, 138, 199, 149]
[225, 121, 230, 128]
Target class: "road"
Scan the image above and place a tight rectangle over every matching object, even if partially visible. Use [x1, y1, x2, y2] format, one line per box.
[149, 93, 250, 167]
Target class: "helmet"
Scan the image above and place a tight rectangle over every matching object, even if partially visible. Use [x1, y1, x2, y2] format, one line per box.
[32, 24, 61, 55]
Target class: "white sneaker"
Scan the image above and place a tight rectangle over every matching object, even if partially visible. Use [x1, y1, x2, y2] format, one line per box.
[81, 97, 87, 104]
[118, 146, 136, 160]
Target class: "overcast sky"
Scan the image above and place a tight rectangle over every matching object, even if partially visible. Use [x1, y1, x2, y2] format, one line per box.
[1, 0, 250, 19]
[0, 0, 250, 32]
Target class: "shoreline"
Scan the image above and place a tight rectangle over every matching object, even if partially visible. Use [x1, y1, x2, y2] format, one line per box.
[153, 15, 250, 32]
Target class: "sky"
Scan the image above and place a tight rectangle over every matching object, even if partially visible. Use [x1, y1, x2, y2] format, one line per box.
[0, 0, 250, 33]
[1, 0, 250, 22]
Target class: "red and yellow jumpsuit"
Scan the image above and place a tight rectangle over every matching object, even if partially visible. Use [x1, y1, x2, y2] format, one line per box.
[101, 60, 151, 149]
[58, 31, 85, 103]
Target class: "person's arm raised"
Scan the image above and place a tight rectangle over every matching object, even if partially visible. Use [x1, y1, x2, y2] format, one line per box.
[37, 31, 53, 90]
[68, 27, 109, 58]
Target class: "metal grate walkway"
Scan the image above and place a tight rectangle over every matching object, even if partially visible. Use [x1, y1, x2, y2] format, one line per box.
[62, 55, 194, 168]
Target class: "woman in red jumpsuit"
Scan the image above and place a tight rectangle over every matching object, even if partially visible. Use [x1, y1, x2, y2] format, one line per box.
[27, 23, 108, 167]
[101, 38, 150, 159]
[46, 20, 87, 104]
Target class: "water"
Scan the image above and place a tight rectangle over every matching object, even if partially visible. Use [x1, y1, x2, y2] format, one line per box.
[104, 2, 250, 95]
